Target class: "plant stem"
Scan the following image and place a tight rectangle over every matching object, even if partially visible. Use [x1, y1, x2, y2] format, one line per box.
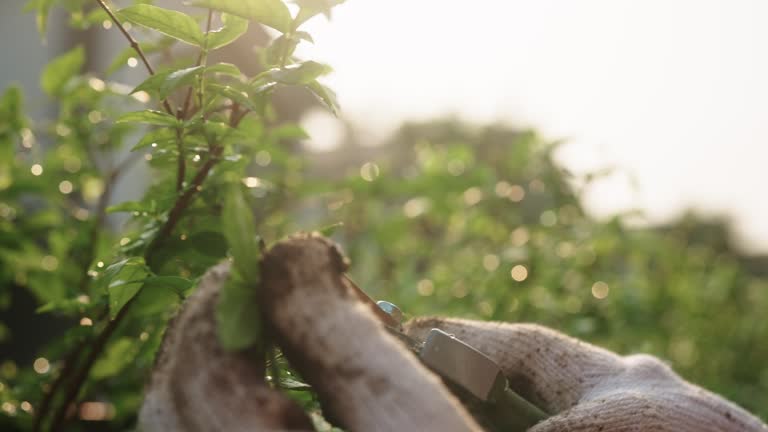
[95, 0, 174, 115]
[49, 297, 136, 431]
[32, 339, 86, 432]
[174, 128, 186, 192]
[145, 145, 223, 260]
[36, 153, 138, 431]
[177, 10, 214, 192]
[46, 7, 247, 428]
[47, 141, 227, 429]
[181, 9, 213, 119]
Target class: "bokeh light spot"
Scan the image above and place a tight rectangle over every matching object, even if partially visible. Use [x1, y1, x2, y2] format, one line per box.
[255, 151, 271, 166]
[511, 265, 529, 281]
[508, 184, 525, 202]
[79, 401, 115, 421]
[41, 256, 58, 271]
[483, 254, 500, 271]
[360, 162, 380, 181]
[33, 358, 50, 374]
[417, 279, 434, 296]
[58, 180, 73, 194]
[242, 177, 262, 188]
[591, 281, 610, 299]
[463, 187, 483, 206]
[403, 197, 429, 218]
[510, 227, 530, 246]
[540, 210, 557, 227]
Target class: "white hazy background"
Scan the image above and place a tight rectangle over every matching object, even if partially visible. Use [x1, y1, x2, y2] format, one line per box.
[296, 0, 768, 253]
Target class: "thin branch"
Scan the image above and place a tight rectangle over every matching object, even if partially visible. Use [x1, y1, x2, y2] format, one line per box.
[48, 146, 224, 430]
[177, 10, 213, 192]
[47, 6, 244, 428]
[182, 9, 214, 119]
[49, 297, 136, 431]
[145, 145, 224, 260]
[174, 128, 186, 192]
[32, 339, 86, 432]
[95, 0, 174, 115]
[34, 151, 139, 430]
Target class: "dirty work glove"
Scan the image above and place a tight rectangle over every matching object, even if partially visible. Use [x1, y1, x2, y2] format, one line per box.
[404, 317, 768, 432]
[140, 236, 767, 432]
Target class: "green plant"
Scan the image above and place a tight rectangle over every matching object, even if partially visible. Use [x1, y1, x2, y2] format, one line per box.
[1, 1, 342, 430]
[2, 1, 767, 430]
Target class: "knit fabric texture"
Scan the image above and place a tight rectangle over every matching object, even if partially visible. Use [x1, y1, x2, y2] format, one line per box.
[404, 317, 768, 432]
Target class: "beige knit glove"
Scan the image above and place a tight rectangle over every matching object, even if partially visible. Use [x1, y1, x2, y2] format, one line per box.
[140, 235, 767, 432]
[404, 317, 768, 432]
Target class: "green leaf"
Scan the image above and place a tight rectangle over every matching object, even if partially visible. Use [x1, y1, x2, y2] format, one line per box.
[262, 34, 300, 67]
[295, 31, 314, 43]
[269, 61, 332, 85]
[191, 0, 292, 33]
[131, 70, 170, 96]
[0, 86, 25, 133]
[106, 200, 154, 214]
[208, 83, 266, 112]
[187, 231, 228, 258]
[270, 123, 309, 140]
[208, 14, 249, 50]
[92, 338, 136, 379]
[116, 5, 204, 47]
[116, 110, 180, 126]
[36, 296, 97, 315]
[280, 377, 313, 391]
[317, 222, 343, 237]
[131, 128, 177, 151]
[143, 276, 193, 295]
[98, 257, 149, 318]
[160, 66, 205, 99]
[132, 276, 190, 317]
[133, 66, 205, 100]
[40, 45, 84, 97]
[293, 0, 345, 27]
[0, 84, 20, 162]
[305, 80, 339, 116]
[206, 63, 243, 77]
[216, 272, 261, 351]
[222, 184, 260, 281]
[24, 0, 56, 36]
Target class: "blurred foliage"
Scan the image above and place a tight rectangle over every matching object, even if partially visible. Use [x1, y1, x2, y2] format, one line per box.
[1, 0, 767, 430]
[331, 119, 768, 418]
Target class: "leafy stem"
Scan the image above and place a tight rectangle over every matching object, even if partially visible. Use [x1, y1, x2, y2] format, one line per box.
[46, 144, 224, 430]
[36, 150, 139, 431]
[176, 9, 214, 192]
[95, 0, 174, 115]
[181, 9, 214, 119]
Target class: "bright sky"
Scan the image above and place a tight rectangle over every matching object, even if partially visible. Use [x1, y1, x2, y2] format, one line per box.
[296, 0, 768, 253]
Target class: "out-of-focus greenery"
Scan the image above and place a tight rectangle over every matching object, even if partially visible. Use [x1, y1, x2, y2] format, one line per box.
[330, 119, 768, 419]
[1, 1, 766, 430]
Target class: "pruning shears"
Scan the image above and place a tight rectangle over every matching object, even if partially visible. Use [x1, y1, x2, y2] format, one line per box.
[344, 275, 549, 431]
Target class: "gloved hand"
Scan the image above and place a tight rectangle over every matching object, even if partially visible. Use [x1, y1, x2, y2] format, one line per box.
[404, 317, 768, 432]
[140, 234, 768, 432]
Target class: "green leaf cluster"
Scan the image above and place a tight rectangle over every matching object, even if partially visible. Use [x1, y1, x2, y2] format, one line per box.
[3, 0, 346, 429]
